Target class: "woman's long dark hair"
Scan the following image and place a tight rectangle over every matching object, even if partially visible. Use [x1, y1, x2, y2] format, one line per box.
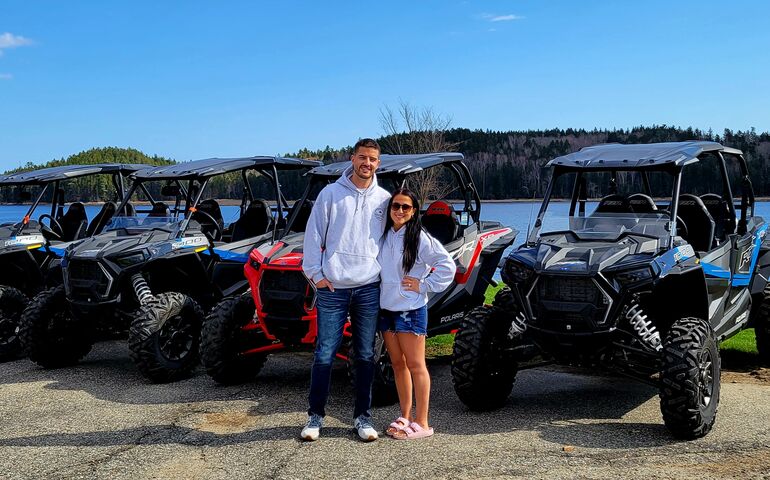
[385, 188, 422, 274]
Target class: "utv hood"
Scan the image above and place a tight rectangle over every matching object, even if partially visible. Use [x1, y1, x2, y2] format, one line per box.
[66, 229, 182, 261]
[532, 232, 661, 275]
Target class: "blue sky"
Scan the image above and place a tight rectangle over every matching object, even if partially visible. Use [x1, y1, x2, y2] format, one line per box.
[1, 1, 769, 169]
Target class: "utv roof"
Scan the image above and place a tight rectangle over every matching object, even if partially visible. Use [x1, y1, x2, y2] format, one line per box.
[309, 152, 465, 177]
[0, 163, 151, 186]
[134, 156, 321, 180]
[546, 141, 743, 170]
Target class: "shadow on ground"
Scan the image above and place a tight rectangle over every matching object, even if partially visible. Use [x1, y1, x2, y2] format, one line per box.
[0, 340, 684, 450]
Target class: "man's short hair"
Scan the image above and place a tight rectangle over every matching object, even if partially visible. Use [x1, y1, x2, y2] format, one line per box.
[353, 138, 381, 154]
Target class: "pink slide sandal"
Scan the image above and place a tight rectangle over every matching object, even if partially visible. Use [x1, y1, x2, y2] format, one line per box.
[386, 417, 410, 436]
[393, 422, 434, 440]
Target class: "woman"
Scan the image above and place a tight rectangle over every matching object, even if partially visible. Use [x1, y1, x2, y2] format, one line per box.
[378, 188, 456, 440]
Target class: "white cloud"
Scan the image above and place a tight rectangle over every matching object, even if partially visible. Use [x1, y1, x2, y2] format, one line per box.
[0, 32, 33, 51]
[480, 13, 525, 22]
[0, 73, 12, 80]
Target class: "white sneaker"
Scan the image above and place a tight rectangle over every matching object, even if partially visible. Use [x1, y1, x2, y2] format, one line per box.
[354, 415, 378, 442]
[301, 414, 323, 441]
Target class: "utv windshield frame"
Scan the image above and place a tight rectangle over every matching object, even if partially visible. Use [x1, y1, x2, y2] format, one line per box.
[527, 141, 754, 248]
[112, 156, 320, 241]
[285, 153, 480, 234]
[0, 164, 148, 236]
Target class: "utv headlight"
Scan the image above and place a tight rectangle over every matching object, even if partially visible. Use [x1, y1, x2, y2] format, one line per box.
[614, 267, 653, 286]
[114, 252, 147, 267]
[504, 261, 534, 284]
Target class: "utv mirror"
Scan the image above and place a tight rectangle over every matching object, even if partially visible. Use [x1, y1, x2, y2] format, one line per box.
[18, 190, 32, 202]
[161, 185, 180, 197]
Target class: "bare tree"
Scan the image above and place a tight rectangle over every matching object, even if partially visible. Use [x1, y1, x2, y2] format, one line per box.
[379, 100, 459, 205]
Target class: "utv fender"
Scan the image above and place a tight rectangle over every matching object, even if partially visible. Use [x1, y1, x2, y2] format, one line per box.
[651, 265, 708, 331]
[749, 246, 770, 295]
[43, 262, 64, 289]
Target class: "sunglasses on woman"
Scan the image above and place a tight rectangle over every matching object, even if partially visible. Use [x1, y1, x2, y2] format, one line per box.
[391, 202, 414, 213]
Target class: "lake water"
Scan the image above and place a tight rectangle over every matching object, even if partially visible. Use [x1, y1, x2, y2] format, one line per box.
[4, 201, 770, 262]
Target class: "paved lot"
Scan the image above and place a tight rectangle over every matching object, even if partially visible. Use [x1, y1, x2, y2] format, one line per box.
[1, 341, 769, 479]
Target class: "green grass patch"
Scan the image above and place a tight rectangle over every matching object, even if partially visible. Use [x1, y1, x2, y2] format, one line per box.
[428, 284, 761, 362]
[720, 328, 758, 354]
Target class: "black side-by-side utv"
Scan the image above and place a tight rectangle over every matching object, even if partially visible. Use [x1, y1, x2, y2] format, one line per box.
[19, 156, 319, 382]
[0, 163, 146, 360]
[451, 141, 770, 439]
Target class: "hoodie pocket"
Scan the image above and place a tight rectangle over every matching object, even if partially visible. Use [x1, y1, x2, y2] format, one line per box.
[324, 250, 379, 284]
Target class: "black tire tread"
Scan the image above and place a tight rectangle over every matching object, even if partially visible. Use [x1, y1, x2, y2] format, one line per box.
[755, 284, 770, 365]
[128, 292, 203, 383]
[200, 292, 267, 385]
[451, 289, 519, 411]
[0, 285, 28, 361]
[19, 286, 94, 368]
[659, 316, 720, 439]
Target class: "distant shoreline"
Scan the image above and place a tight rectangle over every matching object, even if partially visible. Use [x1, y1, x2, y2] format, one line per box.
[4, 197, 770, 207]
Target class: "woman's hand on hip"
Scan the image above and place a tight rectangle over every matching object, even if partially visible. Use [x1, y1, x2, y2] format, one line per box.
[402, 276, 420, 293]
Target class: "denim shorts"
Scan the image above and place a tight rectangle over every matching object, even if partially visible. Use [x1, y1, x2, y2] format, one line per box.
[378, 306, 428, 336]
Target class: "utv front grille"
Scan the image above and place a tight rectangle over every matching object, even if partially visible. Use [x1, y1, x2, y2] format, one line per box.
[527, 275, 611, 333]
[259, 270, 310, 318]
[66, 260, 113, 301]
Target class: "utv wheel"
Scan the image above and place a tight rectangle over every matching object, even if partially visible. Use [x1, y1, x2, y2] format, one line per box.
[129, 292, 203, 383]
[348, 331, 399, 407]
[659, 317, 720, 439]
[200, 292, 268, 385]
[0, 286, 28, 362]
[19, 286, 94, 368]
[452, 289, 519, 411]
[755, 285, 770, 365]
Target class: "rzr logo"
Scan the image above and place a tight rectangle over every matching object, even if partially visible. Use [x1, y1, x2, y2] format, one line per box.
[739, 246, 753, 271]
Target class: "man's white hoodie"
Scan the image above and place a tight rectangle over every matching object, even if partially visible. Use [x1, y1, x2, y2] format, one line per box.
[378, 227, 457, 312]
[302, 165, 391, 289]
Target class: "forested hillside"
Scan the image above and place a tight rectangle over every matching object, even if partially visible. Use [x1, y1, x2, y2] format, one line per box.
[294, 126, 770, 199]
[0, 147, 174, 203]
[4, 127, 770, 202]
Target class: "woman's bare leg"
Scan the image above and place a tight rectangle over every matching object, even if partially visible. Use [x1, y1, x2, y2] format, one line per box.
[383, 331, 412, 420]
[397, 332, 429, 429]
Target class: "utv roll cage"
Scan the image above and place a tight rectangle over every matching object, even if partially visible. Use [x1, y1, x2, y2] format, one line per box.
[285, 153, 480, 233]
[116, 156, 320, 241]
[528, 141, 755, 248]
[0, 163, 148, 237]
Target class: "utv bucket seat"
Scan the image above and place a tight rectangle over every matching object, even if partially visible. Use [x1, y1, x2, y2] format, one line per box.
[677, 194, 715, 252]
[231, 199, 272, 242]
[59, 202, 88, 241]
[422, 200, 460, 245]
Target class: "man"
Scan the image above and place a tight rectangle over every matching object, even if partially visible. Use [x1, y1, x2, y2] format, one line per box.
[301, 138, 391, 442]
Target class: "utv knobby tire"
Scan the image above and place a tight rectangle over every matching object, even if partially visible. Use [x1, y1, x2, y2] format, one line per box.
[659, 317, 720, 439]
[200, 292, 268, 385]
[19, 286, 94, 368]
[348, 331, 399, 407]
[755, 285, 770, 365]
[452, 290, 519, 411]
[129, 292, 203, 383]
[0, 286, 28, 361]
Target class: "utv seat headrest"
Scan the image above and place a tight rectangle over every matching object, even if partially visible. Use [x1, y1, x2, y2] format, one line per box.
[422, 200, 459, 245]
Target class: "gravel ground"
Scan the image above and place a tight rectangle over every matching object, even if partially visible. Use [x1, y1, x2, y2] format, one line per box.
[1, 341, 769, 480]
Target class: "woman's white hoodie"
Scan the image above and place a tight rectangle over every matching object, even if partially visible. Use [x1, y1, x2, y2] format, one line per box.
[378, 227, 457, 311]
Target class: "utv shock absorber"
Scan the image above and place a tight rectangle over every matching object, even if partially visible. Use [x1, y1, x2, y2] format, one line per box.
[131, 273, 154, 306]
[625, 302, 662, 352]
[507, 311, 527, 339]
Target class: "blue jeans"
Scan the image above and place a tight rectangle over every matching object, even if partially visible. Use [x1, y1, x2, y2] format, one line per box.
[308, 281, 379, 419]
